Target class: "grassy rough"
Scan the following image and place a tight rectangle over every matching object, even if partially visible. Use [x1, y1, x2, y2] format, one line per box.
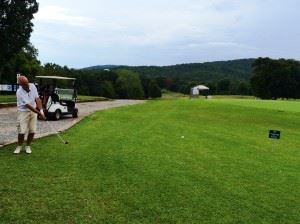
[0, 99, 299, 223]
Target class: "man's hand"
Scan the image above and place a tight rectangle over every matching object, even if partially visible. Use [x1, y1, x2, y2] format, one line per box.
[39, 109, 46, 120]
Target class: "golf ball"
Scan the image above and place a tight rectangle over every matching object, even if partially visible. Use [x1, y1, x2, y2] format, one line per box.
[181, 136, 184, 138]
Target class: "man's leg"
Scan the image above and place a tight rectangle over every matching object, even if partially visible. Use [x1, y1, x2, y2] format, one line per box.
[26, 133, 35, 146]
[27, 111, 37, 146]
[14, 133, 25, 153]
[25, 112, 37, 154]
[25, 132, 34, 154]
[14, 112, 28, 154]
[18, 134, 25, 146]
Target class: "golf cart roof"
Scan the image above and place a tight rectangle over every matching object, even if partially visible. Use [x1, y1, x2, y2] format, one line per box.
[35, 76, 76, 80]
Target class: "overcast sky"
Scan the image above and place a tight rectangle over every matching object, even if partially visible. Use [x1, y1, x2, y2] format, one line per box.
[31, 0, 300, 68]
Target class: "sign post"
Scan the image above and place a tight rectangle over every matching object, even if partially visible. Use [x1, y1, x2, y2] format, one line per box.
[269, 130, 280, 139]
[269, 130, 280, 150]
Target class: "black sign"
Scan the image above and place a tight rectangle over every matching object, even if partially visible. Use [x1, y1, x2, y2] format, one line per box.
[269, 130, 280, 139]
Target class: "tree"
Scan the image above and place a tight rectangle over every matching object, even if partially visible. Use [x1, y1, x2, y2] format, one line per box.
[147, 79, 161, 98]
[1, 43, 41, 83]
[140, 76, 151, 98]
[216, 79, 231, 94]
[99, 81, 116, 98]
[0, 0, 38, 80]
[251, 58, 300, 99]
[207, 82, 216, 95]
[237, 81, 250, 95]
[115, 69, 144, 99]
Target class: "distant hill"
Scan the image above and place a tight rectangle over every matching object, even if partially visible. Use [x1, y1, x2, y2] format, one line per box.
[82, 65, 122, 70]
[83, 59, 255, 82]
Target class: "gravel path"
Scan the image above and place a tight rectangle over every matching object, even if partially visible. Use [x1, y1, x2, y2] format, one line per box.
[0, 100, 144, 146]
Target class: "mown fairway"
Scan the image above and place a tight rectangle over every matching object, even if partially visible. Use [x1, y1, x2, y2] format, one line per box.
[0, 99, 299, 223]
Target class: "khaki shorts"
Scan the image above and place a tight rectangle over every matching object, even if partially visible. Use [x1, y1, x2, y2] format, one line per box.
[17, 111, 37, 134]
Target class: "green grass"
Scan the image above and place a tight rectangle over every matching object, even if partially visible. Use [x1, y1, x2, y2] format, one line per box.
[77, 95, 109, 102]
[0, 99, 299, 223]
[209, 98, 300, 113]
[212, 95, 255, 99]
[0, 95, 108, 103]
[161, 90, 188, 99]
[0, 94, 16, 103]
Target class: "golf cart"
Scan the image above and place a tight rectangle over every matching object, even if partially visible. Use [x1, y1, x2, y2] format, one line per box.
[35, 76, 78, 120]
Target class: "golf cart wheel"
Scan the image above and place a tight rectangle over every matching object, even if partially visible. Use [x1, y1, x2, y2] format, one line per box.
[54, 109, 61, 120]
[72, 108, 78, 118]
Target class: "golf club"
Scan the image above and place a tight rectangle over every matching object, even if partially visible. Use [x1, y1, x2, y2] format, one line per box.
[46, 120, 69, 144]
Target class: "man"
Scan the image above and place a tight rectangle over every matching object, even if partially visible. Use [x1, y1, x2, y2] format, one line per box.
[14, 75, 45, 154]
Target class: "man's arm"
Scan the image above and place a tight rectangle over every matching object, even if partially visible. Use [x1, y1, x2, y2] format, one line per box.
[30, 83, 45, 119]
[35, 97, 43, 111]
[35, 97, 46, 119]
[25, 103, 42, 115]
[24, 97, 45, 119]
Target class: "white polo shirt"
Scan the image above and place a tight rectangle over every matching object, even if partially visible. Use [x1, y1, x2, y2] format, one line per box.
[16, 83, 39, 112]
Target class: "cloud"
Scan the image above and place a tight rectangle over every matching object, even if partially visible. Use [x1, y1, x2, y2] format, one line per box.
[35, 5, 94, 27]
[31, 0, 300, 67]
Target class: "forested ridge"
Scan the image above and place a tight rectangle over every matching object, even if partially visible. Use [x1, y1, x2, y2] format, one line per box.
[0, 56, 256, 98]
[85, 58, 255, 82]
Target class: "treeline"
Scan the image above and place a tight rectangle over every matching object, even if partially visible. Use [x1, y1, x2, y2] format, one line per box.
[3, 53, 300, 100]
[136, 76, 252, 96]
[251, 57, 300, 99]
[1, 56, 253, 98]
[90, 59, 254, 81]
[89, 59, 255, 95]
[0, 42, 254, 98]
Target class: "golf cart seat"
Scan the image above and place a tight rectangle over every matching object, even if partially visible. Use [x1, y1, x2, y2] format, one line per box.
[51, 92, 59, 103]
[60, 100, 75, 107]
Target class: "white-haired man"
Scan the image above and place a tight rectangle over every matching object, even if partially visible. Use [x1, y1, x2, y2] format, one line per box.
[14, 75, 45, 154]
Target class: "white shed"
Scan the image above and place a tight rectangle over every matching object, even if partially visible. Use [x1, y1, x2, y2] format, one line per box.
[190, 85, 209, 98]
